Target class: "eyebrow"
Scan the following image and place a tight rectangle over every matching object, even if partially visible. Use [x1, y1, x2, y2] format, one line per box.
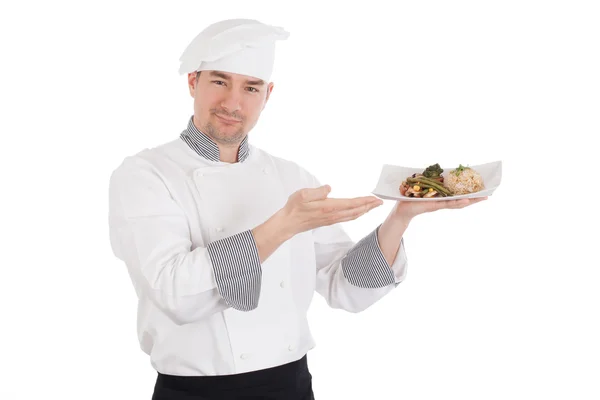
[209, 71, 265, 86]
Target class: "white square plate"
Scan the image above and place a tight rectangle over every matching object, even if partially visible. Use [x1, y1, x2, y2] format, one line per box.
[371, 161, 502, 201]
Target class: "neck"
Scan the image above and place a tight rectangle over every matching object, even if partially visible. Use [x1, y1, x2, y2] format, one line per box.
[218, 145, 240, 163]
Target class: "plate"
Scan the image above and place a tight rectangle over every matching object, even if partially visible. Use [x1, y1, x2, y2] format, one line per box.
[371, 161, 502, 201]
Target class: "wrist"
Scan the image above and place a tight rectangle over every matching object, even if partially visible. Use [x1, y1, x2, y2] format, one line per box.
[269, 208, 295, 243]
[391, 202, 415, 225]
[251, 209, 294, 264]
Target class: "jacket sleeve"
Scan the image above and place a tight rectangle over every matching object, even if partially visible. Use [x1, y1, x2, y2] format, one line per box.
[108, 157, 262, 325]
[313, 222, 408, 313]
[303, 170, 408, 313]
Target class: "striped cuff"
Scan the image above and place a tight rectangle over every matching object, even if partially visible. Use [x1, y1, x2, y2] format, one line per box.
[341, 225, 396, 288]
[207, 230, 262, 311]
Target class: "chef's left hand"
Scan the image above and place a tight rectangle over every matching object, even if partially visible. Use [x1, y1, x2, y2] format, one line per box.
[394, 196, 488, 220]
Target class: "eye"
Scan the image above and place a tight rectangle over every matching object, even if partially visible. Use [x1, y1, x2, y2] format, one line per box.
[212, 80, 226, 86]
[246, 87, 259, 93]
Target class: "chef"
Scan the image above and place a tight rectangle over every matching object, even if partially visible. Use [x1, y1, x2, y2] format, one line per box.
[108, 18, 487, 400]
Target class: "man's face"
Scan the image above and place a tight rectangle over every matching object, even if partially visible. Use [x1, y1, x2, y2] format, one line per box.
[187, 70, 274, 145]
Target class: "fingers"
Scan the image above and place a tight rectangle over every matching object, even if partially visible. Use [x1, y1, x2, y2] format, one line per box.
[321, 201, 382, 225]
[459, 196, 487, 207]
[296, 185, 331, 202]
[329, 200, 382, 220]
[332, 214, 370, 224]
[440, 196, 488, 209]
[318, 196, 383, 213]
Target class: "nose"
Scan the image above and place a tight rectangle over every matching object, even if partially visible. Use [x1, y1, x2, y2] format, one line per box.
[220, 90, 242, 114]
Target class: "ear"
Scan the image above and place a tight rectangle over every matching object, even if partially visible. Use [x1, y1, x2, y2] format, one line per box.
[263, 82, 275, 109]
[187, 72, 197, 97]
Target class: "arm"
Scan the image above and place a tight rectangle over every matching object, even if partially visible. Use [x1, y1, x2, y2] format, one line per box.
[376, 205, 411, 267]
[313, 191, 488, 313]
[313, 218, 408, 313]
[108, 157, 288, 324]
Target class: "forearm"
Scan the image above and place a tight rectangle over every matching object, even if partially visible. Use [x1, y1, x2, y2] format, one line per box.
[251, 209, 294, 263]
[315, 217, 409, 312]
[377, 204, 412, 266]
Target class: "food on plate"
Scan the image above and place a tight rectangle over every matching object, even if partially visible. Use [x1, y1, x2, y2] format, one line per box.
[444, 164, 485, 195]
[399, 163, 451, 198]
[399, 163, 485, 198]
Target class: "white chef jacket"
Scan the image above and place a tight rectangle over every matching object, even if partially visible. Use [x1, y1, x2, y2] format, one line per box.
[108, 116, 408, 376]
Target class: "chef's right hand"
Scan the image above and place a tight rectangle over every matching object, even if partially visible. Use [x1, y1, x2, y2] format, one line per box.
[279, 185, 383, 238]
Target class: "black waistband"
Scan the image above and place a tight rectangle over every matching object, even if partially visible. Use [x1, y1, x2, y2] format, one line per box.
[155, 355, 309, 392]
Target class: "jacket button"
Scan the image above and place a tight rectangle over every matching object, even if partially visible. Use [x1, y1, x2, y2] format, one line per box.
[280, 281, 285, 288]
[262, 168, 269, 174]
[288, 345, 295, 351]
[240, 353, 249, 360]
[215, 227, 224, 232]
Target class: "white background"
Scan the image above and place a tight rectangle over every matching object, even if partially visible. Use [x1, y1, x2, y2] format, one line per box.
[1, 1, 599, 399]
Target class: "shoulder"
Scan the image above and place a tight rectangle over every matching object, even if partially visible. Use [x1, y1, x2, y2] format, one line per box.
[109, 139, 184, 187]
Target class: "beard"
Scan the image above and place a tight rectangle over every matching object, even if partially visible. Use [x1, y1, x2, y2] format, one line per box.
[202, 109, 247, 145]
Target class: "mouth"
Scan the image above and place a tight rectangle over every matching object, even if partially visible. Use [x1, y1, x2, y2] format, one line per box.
[215, 114, 242, 125]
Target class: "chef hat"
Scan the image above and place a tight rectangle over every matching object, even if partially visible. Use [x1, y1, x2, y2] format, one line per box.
[178, 19, 289, 82]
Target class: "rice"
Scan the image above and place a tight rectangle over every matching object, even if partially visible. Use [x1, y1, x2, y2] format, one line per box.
[444, 167, 485, 195]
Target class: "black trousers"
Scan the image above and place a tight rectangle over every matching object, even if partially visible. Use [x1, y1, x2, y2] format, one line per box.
[152, 355, 314, 399]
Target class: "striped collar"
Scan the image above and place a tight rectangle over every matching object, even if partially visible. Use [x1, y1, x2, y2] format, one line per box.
[180, 115, 250, 163]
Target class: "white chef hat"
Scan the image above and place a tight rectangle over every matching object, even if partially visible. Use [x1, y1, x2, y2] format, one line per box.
[178, 19, 289, 82]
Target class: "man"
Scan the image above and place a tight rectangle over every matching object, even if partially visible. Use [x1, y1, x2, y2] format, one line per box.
[108, 18, 486, 400]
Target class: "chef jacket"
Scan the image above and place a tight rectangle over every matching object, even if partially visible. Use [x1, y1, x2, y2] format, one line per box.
[108, 116, 409, 376]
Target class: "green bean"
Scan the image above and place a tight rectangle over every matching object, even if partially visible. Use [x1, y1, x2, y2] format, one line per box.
[407, 177, 452, 196]
[415, 183, 447, 197]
